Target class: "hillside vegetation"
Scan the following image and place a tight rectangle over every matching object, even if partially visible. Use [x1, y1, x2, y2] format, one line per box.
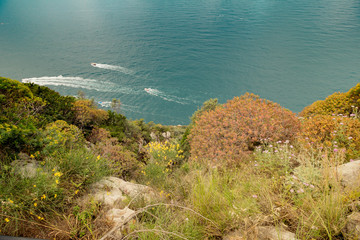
[1, 76, 360, 239]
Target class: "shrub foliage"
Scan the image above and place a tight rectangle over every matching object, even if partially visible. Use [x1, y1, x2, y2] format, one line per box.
[189, 93, 300, 165]
[300, 83, 360, 117]
[298, 115, 360, 160]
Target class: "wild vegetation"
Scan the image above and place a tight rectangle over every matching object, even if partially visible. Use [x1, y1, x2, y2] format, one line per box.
[1, 76, 360, 239]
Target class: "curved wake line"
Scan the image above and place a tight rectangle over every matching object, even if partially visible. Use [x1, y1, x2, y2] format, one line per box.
[91, 63, 134, 75]
[144, 88, 190, 105]
[22, 75, 133, 94]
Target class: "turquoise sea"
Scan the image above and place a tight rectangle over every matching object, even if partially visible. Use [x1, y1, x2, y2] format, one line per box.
[0, 0, 360, 125]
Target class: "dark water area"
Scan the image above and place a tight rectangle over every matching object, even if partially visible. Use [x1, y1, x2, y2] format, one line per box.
[1, 0, 359, 124]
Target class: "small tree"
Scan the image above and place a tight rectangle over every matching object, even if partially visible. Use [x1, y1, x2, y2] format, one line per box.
[77, 90, 86, 99]
[111, 98, 121, 113]
[72, 100, 109, 129]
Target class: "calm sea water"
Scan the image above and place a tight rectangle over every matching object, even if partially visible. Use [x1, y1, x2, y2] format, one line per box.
[1, 0, 360, 125]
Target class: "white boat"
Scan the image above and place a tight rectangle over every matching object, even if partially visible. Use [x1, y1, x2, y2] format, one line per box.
[91, 63, 97, 67]
[144, 88, 151, 93]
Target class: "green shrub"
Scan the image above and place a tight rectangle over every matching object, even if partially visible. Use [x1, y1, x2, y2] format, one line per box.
[25, 83, 76, 126]
[189, 93, 300, 166]
[0, 77, 45, 158]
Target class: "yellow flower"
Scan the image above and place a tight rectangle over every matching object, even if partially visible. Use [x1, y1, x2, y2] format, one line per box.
[55, 180, 59, 184]
[33, 185, 36, 188]
[41, 194, 46, 200]
[37, 216, 44, 220]
[96, 155, 100, 161]
[75, 190, 79, 195]
[5, 218, 9, 222]
[8, 199, 13, 204]
[30, 154, 35, 159]
[52, 168, 55, 172]
[34, 202, 37, 207]
[54, 194, 57, 198]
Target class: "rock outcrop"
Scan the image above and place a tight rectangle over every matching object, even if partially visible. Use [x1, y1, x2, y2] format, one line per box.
[335, 159, 360, 188]
[83, 176, 155, 239]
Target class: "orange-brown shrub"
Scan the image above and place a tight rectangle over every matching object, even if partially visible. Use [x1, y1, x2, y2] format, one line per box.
[89, 127, 142, 179]
[348, 83, 360, 107]
[300, 92, 351, 117]
[300, 83, 360, 118]
[189, 93, 300, 165]
[298, 115, 360, 160]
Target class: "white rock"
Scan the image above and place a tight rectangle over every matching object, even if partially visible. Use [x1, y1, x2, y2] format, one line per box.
[88, 177, 155, 208]
[162, 131, 171, 139]
[335, 160, 360, 188]
[257, 226, 298, 240]
[11, 159, 39, 178]
[150, 132, 158, 141]
[106, 207, 135, 224]
[223, 230, 245, 240]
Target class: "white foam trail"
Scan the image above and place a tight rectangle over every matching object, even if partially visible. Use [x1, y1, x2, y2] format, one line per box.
[91, 63, 134, 75]
[144, 88, 189, 105]
[22, 75, 118, 92]
[21, 75, 138, 94]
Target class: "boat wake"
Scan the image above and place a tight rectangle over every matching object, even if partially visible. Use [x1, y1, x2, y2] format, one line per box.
[22, 75, 131, 94]
[91, 63, 134, 75]
[144, 88, 190, 105]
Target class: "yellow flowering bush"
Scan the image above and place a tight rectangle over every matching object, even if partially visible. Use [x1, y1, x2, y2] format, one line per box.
[143, 141, 184, 187]
[42, 120, 84, 154]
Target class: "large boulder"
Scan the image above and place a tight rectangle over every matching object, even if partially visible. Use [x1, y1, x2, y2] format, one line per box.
[335, 160, 360, 188]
